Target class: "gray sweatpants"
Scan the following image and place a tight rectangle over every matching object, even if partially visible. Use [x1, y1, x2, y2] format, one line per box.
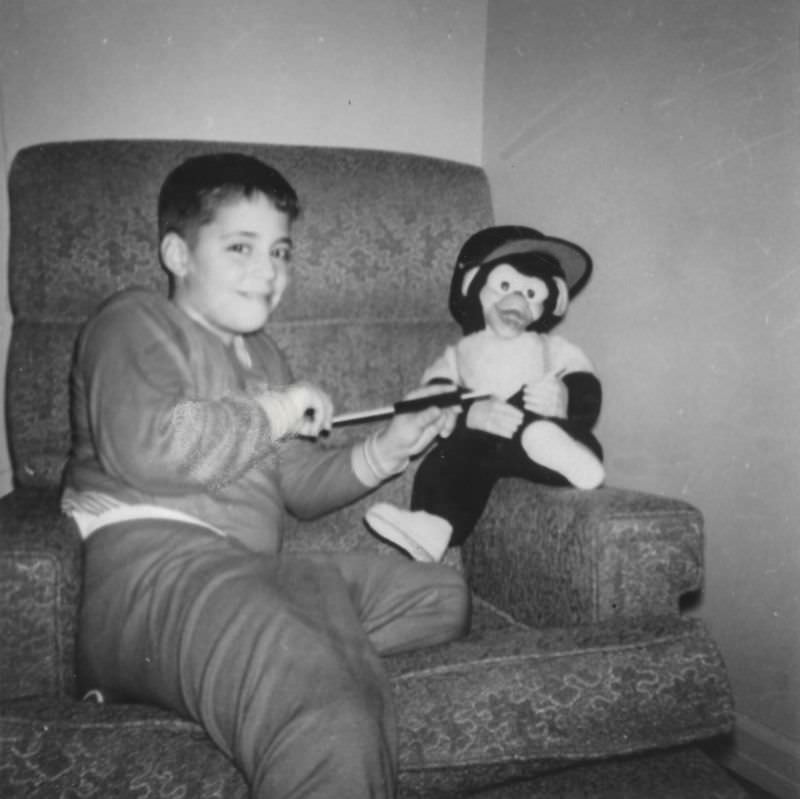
[78, 519, 470, 798]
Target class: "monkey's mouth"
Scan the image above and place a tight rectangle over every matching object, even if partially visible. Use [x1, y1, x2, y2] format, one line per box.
[498, 308, 531, 329]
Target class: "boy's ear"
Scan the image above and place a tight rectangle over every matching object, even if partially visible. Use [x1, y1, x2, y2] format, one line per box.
[160, 232, 190, 279]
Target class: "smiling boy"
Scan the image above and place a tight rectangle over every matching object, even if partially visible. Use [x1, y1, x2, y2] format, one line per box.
[62, 153, 469, 798]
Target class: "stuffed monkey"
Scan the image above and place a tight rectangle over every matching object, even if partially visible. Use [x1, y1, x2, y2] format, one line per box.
[366, 225, 605, 562]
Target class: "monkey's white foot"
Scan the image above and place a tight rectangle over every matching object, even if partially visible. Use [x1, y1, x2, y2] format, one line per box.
[365, 503, 452, 563]
[521, 421, 605, 489]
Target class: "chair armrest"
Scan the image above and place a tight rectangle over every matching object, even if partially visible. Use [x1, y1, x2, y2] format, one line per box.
[0, 487, 83, 700]
[463, 480, 703, 627]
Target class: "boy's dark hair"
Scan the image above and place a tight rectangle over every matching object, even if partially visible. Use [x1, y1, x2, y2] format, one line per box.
[158, 153, 300, 244]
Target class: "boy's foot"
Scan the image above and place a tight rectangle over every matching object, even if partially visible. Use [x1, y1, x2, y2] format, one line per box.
[365, 503, 453, 562]
[521, 420, 605, 489]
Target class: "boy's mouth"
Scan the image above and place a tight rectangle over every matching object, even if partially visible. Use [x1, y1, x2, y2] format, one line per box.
[238, 289, 271, 302]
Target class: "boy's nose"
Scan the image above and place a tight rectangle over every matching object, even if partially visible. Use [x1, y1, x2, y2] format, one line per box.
[251, 253, 276, 278]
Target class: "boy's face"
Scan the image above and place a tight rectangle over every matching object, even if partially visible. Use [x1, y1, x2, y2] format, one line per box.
[163, 193, 293, 343]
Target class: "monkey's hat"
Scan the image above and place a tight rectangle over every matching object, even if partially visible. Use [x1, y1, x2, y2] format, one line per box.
[448, 225, 593, 331]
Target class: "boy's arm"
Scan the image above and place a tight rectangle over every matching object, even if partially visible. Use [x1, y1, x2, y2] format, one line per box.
[277, 440, 370, 520]
[277, 432, 414, 521]
[77, 295, 282, 493]
[279, 392, 459, 520]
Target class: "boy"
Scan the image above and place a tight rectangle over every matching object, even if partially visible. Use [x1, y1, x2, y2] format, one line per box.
[61, 152, 469, 798]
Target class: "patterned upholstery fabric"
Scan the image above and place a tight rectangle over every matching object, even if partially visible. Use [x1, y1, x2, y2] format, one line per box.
[0, 140, 739, 797]
[1, 607, 735, 797]
[1, 699, 249, 799]
[0, 697, 747, 799]
[0, 488, 81, 700]
[423, 747, 749, 799]
[464, 479, 705, 625]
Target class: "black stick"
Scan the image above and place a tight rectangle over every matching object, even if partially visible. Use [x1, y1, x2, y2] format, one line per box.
[331, 389, 488, 427]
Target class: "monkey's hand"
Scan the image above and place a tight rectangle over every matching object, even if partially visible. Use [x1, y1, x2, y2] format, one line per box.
[466, 397, 524, 438]
[523, 373, 568, 418]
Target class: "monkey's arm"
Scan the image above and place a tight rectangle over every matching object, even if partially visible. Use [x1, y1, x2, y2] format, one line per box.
[562, 371, 602, 428]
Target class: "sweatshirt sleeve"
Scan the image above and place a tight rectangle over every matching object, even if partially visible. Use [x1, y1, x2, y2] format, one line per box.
[276, 438, 372, 520]
[74, 292, 280, 494]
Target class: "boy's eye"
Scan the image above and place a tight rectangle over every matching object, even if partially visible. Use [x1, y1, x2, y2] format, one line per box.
[271, 246, 292, 262]
[229, 243, 252, 255]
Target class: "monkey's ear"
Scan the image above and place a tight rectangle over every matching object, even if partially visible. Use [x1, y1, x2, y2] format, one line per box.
[460, 266, 481, 297]
[553, 277, 569, 316]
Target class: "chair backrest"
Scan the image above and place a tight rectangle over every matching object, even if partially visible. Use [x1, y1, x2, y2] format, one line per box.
[6, 141, 493, 536]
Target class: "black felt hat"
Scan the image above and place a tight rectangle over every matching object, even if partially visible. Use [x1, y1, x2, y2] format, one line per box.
[448, 225, 593, 329]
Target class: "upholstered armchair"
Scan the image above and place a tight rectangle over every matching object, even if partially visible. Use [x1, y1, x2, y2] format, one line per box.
[0, 141, 743, 798]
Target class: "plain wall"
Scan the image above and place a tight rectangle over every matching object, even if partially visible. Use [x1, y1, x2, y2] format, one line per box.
[484, 1, 799, 795]
[0, 0, 488, 495]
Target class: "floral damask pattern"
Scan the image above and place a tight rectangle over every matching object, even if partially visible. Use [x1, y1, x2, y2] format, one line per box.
[1, 613, 733, 797]
[464, 480, 705, 625]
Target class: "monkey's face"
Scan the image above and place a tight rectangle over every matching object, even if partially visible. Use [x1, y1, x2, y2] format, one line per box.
[479, 263, 549, 339]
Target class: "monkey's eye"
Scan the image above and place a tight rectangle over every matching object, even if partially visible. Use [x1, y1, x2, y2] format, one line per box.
[526, 288, 537, 299]
[500, 280, 511, 291]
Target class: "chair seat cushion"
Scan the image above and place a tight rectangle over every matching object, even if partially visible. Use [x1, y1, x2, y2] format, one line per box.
[0, 699, 249, 799]
[443, 747, 748, 799]
[390, 601, 733, 792]
[0, 599, 732, 798]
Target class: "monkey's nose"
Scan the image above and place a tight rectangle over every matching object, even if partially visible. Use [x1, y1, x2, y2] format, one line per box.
[499, 292, 530, 312]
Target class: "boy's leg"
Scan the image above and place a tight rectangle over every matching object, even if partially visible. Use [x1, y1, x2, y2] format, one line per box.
[79, 520, 396, 799]
[319, 551, 471, 656]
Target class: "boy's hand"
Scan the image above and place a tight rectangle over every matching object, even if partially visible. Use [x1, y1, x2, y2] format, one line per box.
[373, 385, 460, 471]
[466, 397, 524, 438]
[258, 381, 333, 439]
[292, 382, 334, 437]
[523, 373, 567, 419]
